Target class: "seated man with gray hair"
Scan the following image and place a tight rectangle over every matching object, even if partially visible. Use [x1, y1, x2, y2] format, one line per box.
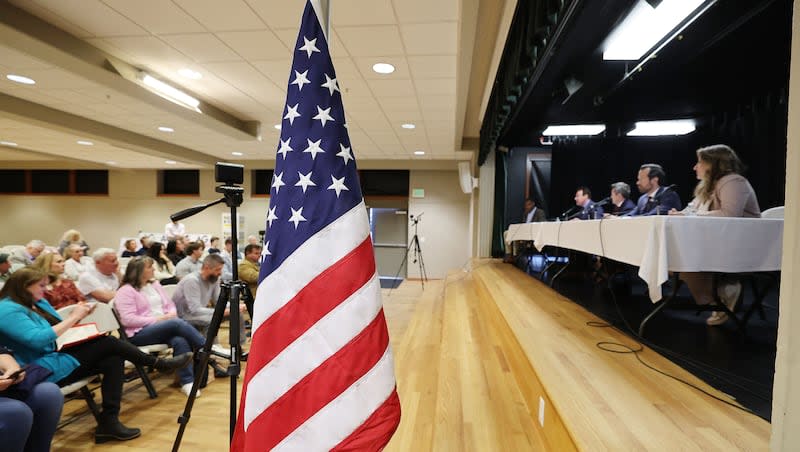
[77, 248, 120, 302]
[9, 240, 46, 269]
[606, 182, 636, 216]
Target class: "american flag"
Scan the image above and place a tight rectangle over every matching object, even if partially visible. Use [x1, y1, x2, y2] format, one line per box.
[232, 2, 401, 451]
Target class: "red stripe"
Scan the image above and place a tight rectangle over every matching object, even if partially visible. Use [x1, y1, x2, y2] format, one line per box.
[244, 310, 390, 451]
[331, 389, 401, 451]
[243, 236, 376, 387]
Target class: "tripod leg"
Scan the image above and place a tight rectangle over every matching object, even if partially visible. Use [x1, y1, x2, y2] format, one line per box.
[172, 283, 233, 452]
[414, 235, 428, 287]
[388, 240, 414, 294]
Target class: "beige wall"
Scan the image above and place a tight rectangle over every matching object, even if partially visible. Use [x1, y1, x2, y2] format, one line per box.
[0, 169, 273, 250]
[0, 170, 472, 282]
[407, 170, 472, 279]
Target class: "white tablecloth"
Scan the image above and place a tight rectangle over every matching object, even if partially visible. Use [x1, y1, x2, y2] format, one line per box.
[506, 216, 784, 302]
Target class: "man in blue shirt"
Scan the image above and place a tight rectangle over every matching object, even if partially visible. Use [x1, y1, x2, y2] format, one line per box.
[626, 164, 682, 216]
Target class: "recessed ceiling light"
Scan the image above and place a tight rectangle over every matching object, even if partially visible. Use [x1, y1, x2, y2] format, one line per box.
[0, 141, 18, 146]
[106, 161, 117, 165]
[372, 63, 395, 74]
[414, 150, 426, 156]
[165, 160, 177, 165]
[401, 123, 416, 129]
[178, 68, 203, 80]
[231, 152, 243, 156]
[77, 140, 94, 146]
[158, 126, 174, 132]
[274, 124, 282, 130]
[6, 74, 35, 85]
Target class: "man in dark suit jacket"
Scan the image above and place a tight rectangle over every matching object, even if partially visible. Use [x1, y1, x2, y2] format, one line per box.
[626, 164, 682, 216]
[608, 182, 636, 216]
[522, 198, 547, 223]
[572, 186, 603, 220]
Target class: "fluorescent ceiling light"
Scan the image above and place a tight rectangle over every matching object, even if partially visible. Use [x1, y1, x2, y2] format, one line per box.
[178, 68, 202, 80]
[231, 152, 243, 156]
[372, 63, 395, 74]
[158, 126, 174, 132]
[140, 73, 200, 111]
[0, 141, 18, 146]
[401, 123, 416, 129]
[603, 0, 704, 61]
[414, 150, 425, 156]
[6, 74, 35, 85]
[77, 140, 94, 146]
[627, 119, 696, 136]
[165, 160, 177, 165]
[541, 124, 606, 136]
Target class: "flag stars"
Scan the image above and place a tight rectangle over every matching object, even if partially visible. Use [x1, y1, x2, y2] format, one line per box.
[288, 207, 307, 229]
[277, 138, 293, 159]
[312, 106, 335, 128]
[295, 171, 317, 193]
[298, 36, 320, 59]
[284, 103, 301, 126]
[266, 206, 278, 227]
[321, 74, 340, 96]
[303, 138, 325, 160]
[271, 172, 286, 193]
[336, 143, 353, 165]
[290, 70, 311, 91]
[260, 241, 271, 261]
[327, 175, 349, 198]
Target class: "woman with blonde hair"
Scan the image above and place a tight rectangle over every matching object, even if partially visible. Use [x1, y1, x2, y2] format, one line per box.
[57, 229, 89, 255]
[30, 252, 85, 310]
[670, 144, 761, 325]
[62, 244, 93, 282]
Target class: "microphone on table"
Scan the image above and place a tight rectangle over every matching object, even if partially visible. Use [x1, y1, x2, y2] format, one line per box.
[594, 197, 611, 207]
[652, 184, 677, 201]
[559, 206, 580, 220]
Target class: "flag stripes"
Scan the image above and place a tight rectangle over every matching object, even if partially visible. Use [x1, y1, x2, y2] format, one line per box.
[247, 311, 391, 450]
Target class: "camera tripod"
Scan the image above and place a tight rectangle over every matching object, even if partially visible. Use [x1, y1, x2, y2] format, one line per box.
[169, 184, 254, 451]
[392, 213, 428, 290]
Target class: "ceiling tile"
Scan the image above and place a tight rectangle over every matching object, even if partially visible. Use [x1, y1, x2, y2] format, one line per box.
[24, 0, 148, 37]
[408, 55, 457, 79]
[400, 22, 458, 55]
[217, 30, 291, 60]
[102, 36, 193, 67]
[330, 0, 396, 26]
[393, 0, 459, 23]
[415, 79, 456, 95]
[245, 0, 305, 29]
[160, 33, 242, 63]
[173, 0, 266, 31]
[202, 61, 285, 109]
[103, 0, 205, 34]
[368, 79, 415, 97]
[335, 25, 404, 57]
[251, 59, 292, 86]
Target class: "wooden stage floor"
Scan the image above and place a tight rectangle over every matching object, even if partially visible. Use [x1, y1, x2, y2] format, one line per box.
[51, 260, 770, 450]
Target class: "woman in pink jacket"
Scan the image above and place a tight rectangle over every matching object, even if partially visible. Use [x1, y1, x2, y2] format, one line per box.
[115, 257, 205, 396]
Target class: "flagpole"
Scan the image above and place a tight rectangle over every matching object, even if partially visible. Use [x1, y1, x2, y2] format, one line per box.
[310, 0, 331, 42]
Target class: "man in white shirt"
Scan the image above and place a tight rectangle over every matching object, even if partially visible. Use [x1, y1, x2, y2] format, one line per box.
[164, 220, 186, 240]
[78, 248, 120, 302]
[9, 240, 45, 269]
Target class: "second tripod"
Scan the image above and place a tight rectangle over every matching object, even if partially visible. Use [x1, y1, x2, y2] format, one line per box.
[393, 213, 428, 290]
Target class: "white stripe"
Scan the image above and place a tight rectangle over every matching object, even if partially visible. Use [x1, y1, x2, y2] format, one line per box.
[274, 345, 397, 452]
[252, 202, 369, 333]
[244, 274, 383, 429]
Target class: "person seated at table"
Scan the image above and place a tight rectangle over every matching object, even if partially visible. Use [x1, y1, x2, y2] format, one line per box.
[30, 252, 85, 310]
[503, 198, 547, 262]
[669, 144, 761, 325]
[115, 257, 206, 397]
[572, 186, 603, 220]
[605, 182, 636, 216]
[0, 268, 192, 443]
[0, 344, 64, 452]
[626, 164, 682, 216]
